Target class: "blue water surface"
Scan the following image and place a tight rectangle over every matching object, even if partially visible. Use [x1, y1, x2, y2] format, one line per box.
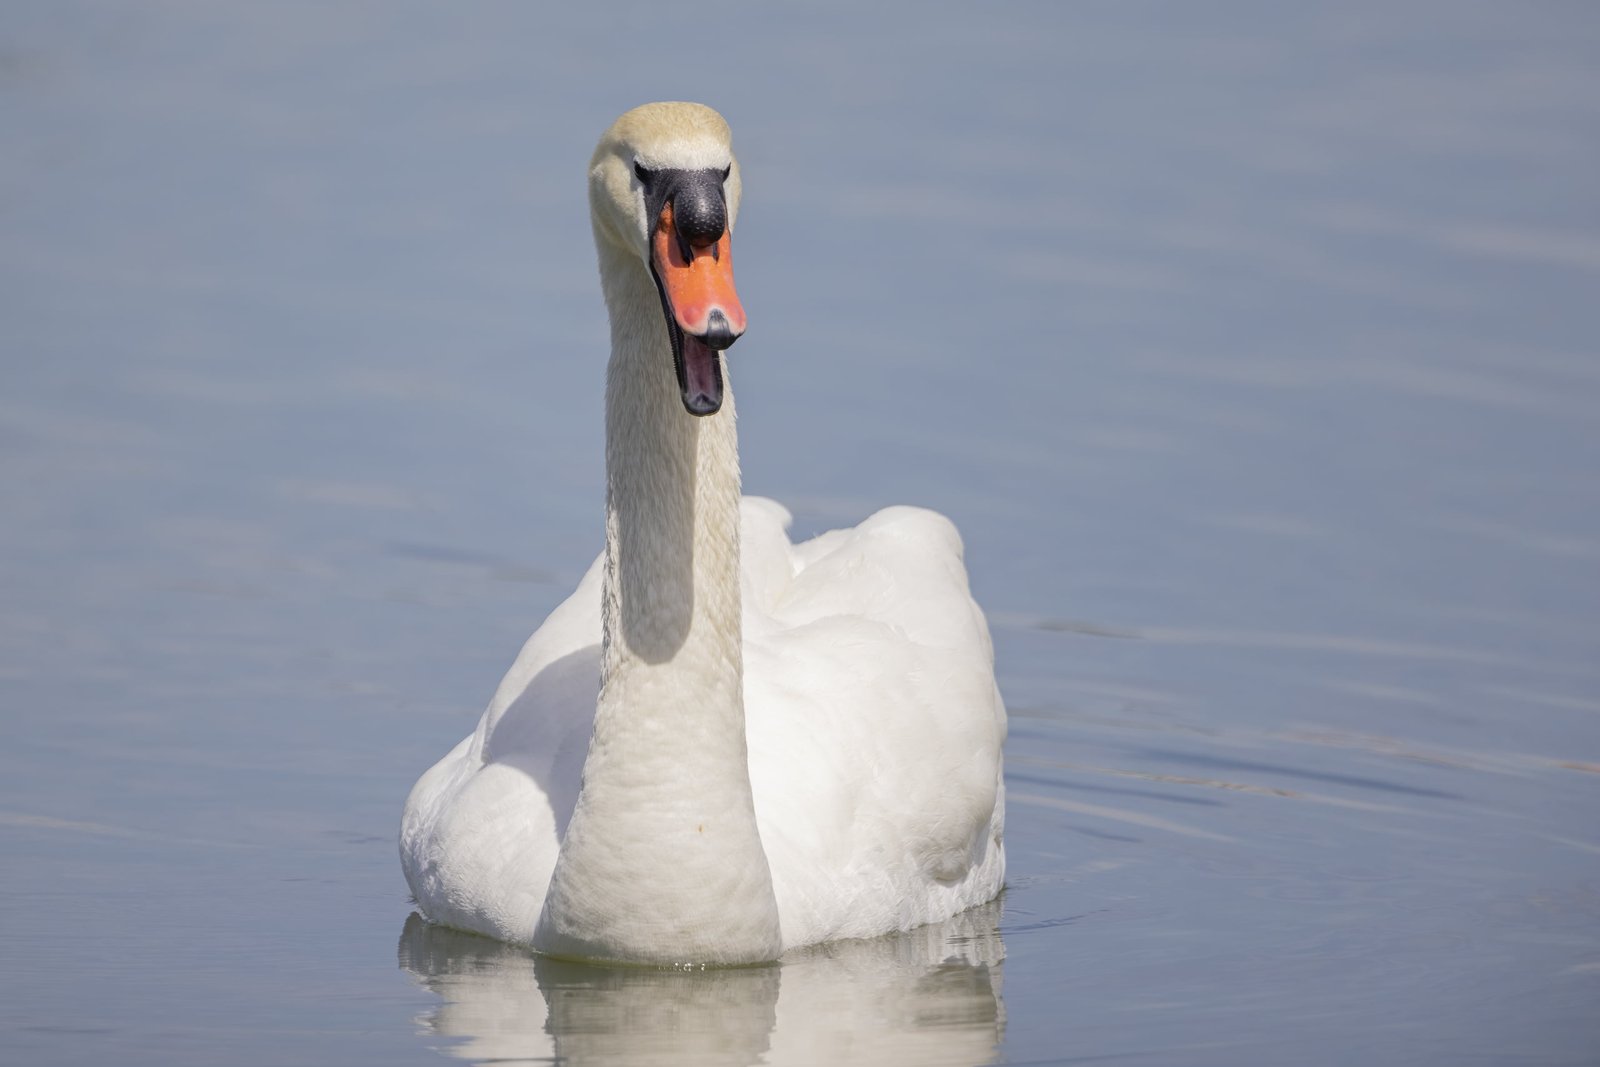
[2, 3, 1597, 1064]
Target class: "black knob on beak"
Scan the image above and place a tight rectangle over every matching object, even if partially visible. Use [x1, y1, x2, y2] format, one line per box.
[701, 309, 740, 351]
[671, 177, 728, 248]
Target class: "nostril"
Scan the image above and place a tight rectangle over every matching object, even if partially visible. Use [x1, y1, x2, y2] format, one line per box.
[701, 309, 741, 351]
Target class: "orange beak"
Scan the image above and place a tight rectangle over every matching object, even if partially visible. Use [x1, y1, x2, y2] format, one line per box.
[651, 199, 746, 343]
[647, 190, 744, 417]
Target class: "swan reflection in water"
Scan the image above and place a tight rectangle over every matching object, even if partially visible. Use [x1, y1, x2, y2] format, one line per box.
[398, 899, 1005, 1066]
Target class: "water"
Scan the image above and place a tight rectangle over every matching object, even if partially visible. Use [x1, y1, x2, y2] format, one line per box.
[2, 3, 1597, 1064]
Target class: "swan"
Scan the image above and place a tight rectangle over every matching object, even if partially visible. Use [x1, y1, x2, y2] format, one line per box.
[400, 102, 1006, 965]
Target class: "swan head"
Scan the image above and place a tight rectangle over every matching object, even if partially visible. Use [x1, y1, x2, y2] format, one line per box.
[590, 102, 745, 417]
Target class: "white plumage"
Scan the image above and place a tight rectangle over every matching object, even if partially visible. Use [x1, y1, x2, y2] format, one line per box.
[401, 103, 1005, 964]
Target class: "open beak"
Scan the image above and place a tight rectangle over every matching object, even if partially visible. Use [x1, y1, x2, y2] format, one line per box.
[645, 175, 745, 416]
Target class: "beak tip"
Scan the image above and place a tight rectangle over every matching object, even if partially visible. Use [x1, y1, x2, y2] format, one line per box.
[701, 309, 741, 351]
[682, 393, 722, 416]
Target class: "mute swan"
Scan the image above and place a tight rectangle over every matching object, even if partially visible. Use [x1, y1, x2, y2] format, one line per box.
[400, 102, 1006, 965]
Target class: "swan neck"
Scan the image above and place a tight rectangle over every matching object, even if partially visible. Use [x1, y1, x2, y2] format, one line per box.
[534, 241, 779, 964]
[597, 241, 742, 684]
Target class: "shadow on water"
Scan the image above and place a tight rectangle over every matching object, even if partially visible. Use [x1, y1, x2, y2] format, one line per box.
[398, 900, 1006, 1067]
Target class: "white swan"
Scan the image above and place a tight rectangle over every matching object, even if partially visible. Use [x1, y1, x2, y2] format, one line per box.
[400, 102, 1005, 965]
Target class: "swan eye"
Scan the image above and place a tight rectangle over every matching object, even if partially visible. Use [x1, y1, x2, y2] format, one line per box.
[633, 161, 651, 184]
[720, 165, 731, 182]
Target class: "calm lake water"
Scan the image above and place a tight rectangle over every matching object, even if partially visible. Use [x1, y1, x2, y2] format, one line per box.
[3, 3, 1598, 1064]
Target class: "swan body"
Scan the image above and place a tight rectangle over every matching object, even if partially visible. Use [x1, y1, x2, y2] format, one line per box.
[401, 103, 1005, 964]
